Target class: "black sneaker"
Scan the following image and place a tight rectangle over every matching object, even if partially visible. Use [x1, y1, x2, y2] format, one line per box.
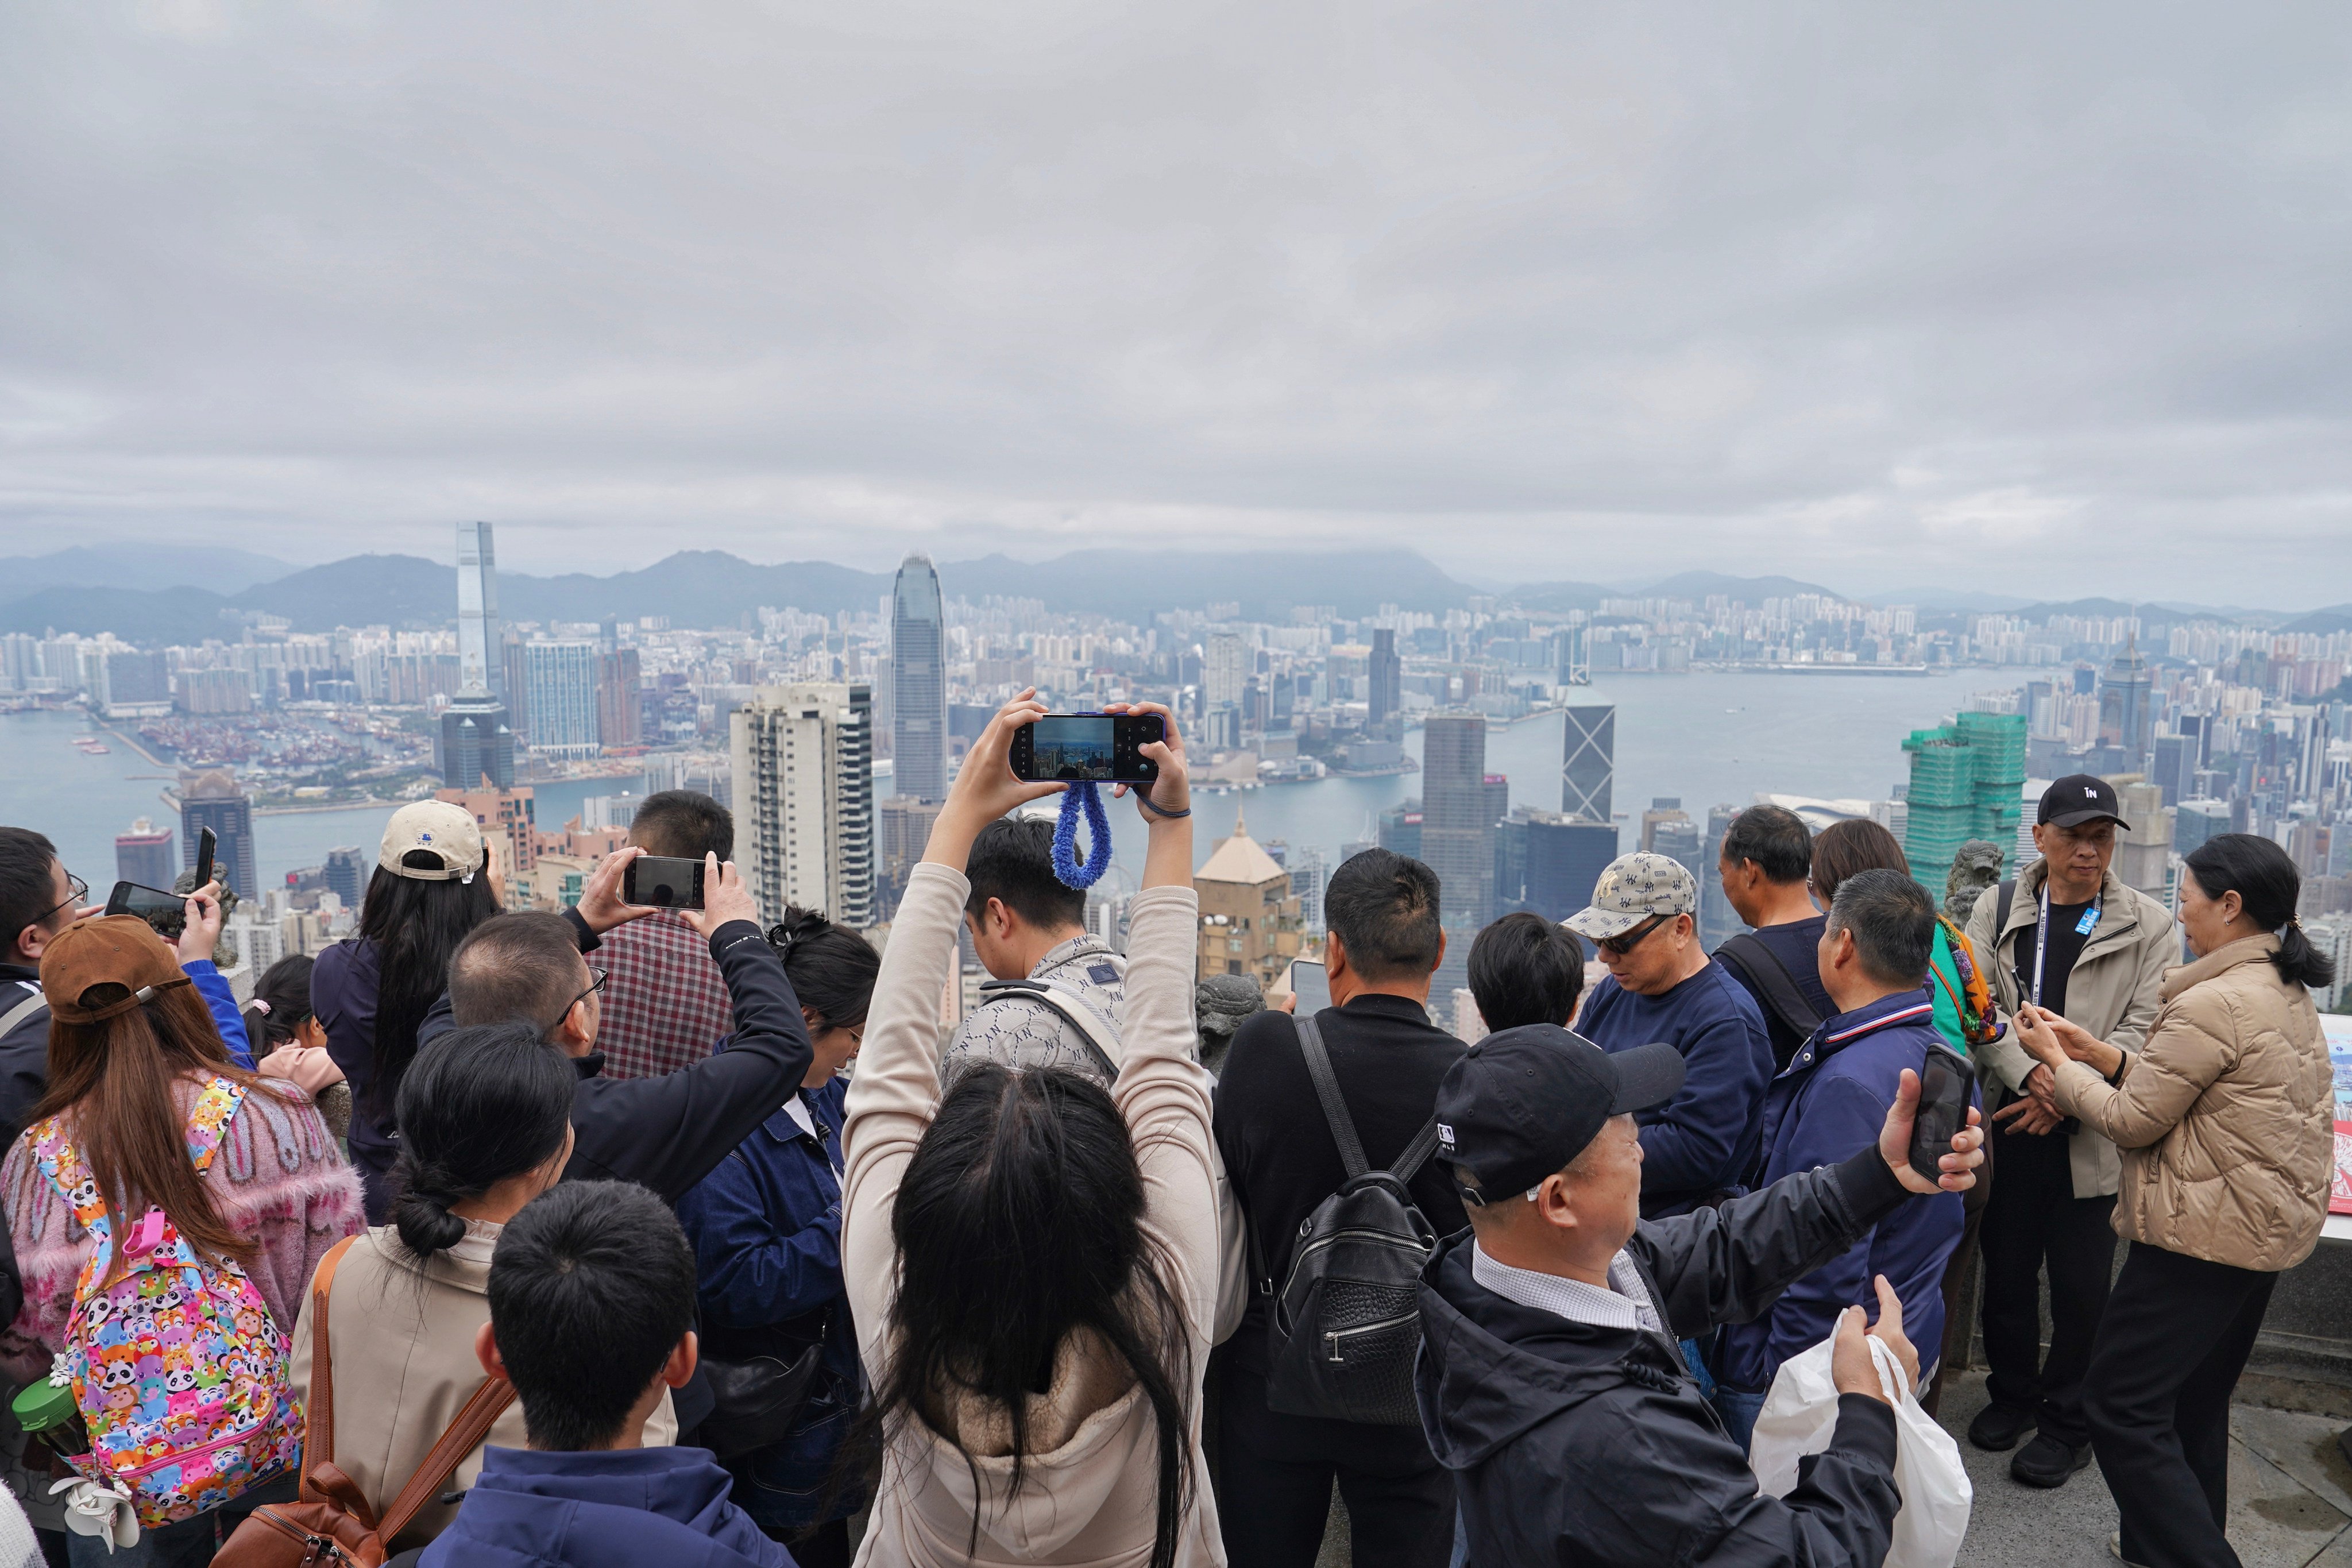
[2011, 1432, 2092, 1487]
[1967, 1403, 2036, 1451]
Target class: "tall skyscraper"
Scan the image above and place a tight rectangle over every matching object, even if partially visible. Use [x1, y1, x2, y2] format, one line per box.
[891, 556, 947, 802]
[1368, 628, 1401, 733]
[1562, 704, 1616, 824]
[1495, 809, 1617, 925]
[524, 642, 603, 757]
[178, 770, 257, 901]
[115, 818, 175, 891]
[1422, 712, 1496, 996]
[597, 647, 643, 750]
[1902, 711, 2027, 887]
[732, 682, 876, 928]
[1206, 631, 1250, 727]
[323, 846, 369, 914]
[455, 522, 504, 704]
[2097, 634, 2154, 765]
[442, 522, 516, 786]
[1378, 798, 1423, 862]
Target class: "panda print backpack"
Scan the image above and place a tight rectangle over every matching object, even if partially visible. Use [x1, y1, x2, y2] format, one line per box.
[27, 1076, 302, 1527]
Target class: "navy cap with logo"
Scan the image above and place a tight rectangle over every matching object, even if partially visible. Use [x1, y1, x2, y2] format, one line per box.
[1434, 1025, 1685, 1202]
[2038, 773, 2132, 832]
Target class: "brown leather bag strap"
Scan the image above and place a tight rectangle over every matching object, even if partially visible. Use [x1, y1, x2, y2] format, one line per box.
[376, 1377, 518, 1542]
[297, 1234, 362, 1504]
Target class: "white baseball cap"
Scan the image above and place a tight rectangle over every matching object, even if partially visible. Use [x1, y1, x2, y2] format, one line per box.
[378, 801, 486, 882]
[1563, 851, 1698, 942]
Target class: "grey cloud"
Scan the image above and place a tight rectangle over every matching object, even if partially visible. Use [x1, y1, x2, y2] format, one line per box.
[2, 1, 2349, 604]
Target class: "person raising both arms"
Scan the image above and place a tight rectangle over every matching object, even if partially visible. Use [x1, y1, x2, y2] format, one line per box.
[840, 692, 1224, 1568]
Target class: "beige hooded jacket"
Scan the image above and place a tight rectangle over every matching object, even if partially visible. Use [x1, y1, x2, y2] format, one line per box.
[842, 862, 1226, 1568]
[2049, 934, 2331, 1273]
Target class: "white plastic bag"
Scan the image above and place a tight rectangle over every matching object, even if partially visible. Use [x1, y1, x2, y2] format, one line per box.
[1747, 1334, 1970, 1568]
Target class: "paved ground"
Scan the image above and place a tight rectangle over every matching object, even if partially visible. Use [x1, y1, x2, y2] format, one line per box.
[1310, 1370, 2352, 1566]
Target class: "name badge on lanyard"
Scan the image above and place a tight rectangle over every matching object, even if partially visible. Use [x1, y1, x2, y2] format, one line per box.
[2032, 886, 2101, 1007]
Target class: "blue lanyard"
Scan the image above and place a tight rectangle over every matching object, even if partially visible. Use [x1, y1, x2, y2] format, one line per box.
[2031, 885, 2100, 1007]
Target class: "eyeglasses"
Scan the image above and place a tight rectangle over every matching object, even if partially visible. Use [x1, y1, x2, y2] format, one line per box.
[33, 873, 90, 929]
[555, 967, 608, 1029]
[1597, 914, 1669, 958]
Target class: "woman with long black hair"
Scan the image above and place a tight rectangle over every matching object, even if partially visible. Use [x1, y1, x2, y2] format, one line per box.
[840, 693, 1218, 1568]
[675, 907, 880, 1568]
[313, 802, 501, 1220]
[2016, 832, 2335, 1568]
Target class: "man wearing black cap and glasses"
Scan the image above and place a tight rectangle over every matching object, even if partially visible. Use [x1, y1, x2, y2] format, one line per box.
[1415, 1025, 1983, 1568]
[1961, 774, 2175, 1488]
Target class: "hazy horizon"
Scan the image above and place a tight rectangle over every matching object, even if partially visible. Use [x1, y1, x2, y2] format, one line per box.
[6, 3, 2349, 604]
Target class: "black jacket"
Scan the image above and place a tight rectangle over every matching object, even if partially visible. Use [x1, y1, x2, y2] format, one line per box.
[1214, 994, 1467, 1379]
[1417, 1149, 1911, 1568]
[419, 917, 814, 1204]
[0, 967, 50, 1145]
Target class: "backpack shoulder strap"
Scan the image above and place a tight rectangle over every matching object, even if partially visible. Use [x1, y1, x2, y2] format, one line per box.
[0, 988, 45, 1042]
[976, 979, 1121, 1080]
[298, 1234, 362, 1503]
[1713, 933, 1823, 1040]
[183, 1076, 246, 1177]
[376, 1376, 517, 1540]
[1994, 879, 2017, 940]
[1391, 1117, 1443, 1184]
[1293, 1013, 1368, 1180]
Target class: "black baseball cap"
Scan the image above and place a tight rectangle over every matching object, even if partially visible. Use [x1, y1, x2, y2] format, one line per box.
[2039, 774, 2132, 832]
[1434, 1025, 1685, 1202]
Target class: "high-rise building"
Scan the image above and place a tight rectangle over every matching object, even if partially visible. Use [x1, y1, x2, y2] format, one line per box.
[1496, 808, 1618, 924]
[2098, 635, 2154, 766]
[1206, 632, 1249, 714]
[324, 846, 369, 914]
[1639, 798, 1689, 853]
[524, 642, 602, 758]
[1422, 712, 1495, 996]
[1902, 711, 2028, 888]
[178, 770, 257, 900]
[1286, 844, 1328, 934]
[114, 818, 175, 892]
[455, 522, 504, 704]
[1651, 816, 1706, 902]
[1700, 804, 1745, 948]
[890, 556, 947, 802]
[876, 795, 946, 921]
[1562, 704, 1616, 824]
[438, 698, 516, 790]
[500, 636, 531, 743]
[1368, 628, 1401, 733]
[2151, 733, 2189, 808]
[1377, 799, 1423, 862]
[100, 651, 172, 717]
[1192, 809, 1302, 991]
[597, 648, 642, 750]
[732, 682, 876, 928]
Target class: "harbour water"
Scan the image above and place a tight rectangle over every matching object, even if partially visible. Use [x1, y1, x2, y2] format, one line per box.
[2, 670, 2022, 904]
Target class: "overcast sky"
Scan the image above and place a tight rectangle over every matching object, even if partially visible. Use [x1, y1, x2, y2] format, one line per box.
[4, 2, 2349, 605]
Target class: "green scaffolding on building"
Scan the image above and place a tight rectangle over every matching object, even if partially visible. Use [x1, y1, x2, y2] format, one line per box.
[1902, 710, 2026, 889]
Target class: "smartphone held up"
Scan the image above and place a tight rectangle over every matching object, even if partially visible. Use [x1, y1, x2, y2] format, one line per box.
[1906, 1042, 1976, 1183]
[622, 854, 708, 912]
[1009, 714, 1165, 785]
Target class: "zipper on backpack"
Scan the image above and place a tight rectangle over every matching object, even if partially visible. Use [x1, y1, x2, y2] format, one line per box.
[1323, 1311, 1418, 1364]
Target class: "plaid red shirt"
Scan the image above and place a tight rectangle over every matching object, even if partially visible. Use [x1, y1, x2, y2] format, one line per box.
[595, 911, 737, 1080]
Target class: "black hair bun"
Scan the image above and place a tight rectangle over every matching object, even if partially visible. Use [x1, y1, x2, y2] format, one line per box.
[767, 906, 833, 956]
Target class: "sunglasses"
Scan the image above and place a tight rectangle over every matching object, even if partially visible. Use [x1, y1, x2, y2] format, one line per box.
[1597, 914, 1669, 957]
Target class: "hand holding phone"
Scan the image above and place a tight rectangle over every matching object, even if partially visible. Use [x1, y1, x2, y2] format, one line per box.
[1905, 1044, 1976, 1185]
[194, 827, 217, 897]
[1009, 713, 1166, 785]
[1287, 959, 1332, 1017]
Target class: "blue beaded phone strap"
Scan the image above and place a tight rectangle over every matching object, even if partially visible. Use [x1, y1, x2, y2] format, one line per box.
[1052, 780, 1112, 889]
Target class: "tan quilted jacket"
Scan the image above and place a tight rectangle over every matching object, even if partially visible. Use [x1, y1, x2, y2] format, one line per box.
[2049, 934, 2331, 1273]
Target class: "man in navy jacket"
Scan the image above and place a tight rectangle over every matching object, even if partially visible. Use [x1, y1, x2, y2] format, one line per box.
[1714, 869, 1969, 1449]
[422, 1181, 792, 1568]
[1568, 852, 1774, 1218]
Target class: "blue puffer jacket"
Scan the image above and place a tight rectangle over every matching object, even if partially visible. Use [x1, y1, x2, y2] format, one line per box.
[1714, 991, 1971, 1396]
[416, 1445, 791, 1567]
[674, 1074, 860, 1532]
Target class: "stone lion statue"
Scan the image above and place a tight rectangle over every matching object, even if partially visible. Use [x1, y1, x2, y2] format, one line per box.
[1945, 840, 2005, 924]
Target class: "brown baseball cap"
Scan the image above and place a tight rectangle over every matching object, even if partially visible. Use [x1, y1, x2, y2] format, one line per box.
[41, 916, 192, 1024]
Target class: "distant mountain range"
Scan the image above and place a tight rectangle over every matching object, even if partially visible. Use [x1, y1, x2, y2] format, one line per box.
[0, 544, 2316, 643]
